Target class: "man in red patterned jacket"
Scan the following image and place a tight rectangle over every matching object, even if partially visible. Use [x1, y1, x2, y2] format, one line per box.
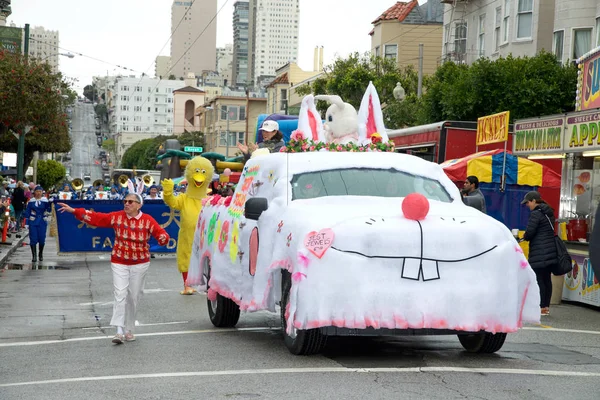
[58, 193, 170, 345]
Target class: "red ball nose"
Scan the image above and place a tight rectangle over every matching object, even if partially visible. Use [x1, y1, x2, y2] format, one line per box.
[402, 193, 430, 221]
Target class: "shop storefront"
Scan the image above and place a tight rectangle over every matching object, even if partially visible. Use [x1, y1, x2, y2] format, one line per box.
[512, 47, 600, 307]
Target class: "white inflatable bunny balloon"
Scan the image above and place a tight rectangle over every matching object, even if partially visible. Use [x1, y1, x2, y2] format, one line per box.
[314, 94, 359, 144]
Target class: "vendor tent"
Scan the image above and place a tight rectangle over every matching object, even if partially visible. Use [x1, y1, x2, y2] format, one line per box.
[441, 150, 561, 230]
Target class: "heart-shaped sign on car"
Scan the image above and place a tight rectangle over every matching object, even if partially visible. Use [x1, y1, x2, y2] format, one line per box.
[304, 228, 334, 259]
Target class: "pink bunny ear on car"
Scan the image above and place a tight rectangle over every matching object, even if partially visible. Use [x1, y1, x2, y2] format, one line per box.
[358, 81, 388, 143]
[297, 94, 326, 143]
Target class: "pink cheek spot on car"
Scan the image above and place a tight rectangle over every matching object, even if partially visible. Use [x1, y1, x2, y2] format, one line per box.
[292, 272, 307, 282]
[402, 192, 430, 221]
[297, 251, 310, 268]
[520, 260, 529, 269]
[515, 246, 524, 254]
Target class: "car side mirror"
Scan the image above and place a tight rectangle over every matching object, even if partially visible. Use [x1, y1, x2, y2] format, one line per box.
[245, 197, 268, 220]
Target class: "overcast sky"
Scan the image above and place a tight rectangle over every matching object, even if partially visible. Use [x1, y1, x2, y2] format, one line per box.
[11, 0, 428, 93]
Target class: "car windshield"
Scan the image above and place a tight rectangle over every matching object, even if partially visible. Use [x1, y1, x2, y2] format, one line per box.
[291, 168, 453, 202]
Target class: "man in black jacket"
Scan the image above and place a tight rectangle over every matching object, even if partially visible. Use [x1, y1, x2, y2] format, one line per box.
[11, 182, 26, 233]
[522, 191, 557, 315]
[462, 176, 487, 213]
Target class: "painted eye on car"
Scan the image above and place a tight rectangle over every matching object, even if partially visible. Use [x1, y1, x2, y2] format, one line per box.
[328, 115, 333, 122]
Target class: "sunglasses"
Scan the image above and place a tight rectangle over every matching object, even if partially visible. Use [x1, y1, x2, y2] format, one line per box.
[123, 199, 140, 205]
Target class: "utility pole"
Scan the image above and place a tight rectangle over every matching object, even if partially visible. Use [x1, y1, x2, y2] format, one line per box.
[17, 24, 30, 182]
[418, 43, 424, 98]
[225, 108, 231, 158]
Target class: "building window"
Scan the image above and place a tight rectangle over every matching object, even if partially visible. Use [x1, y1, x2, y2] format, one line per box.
[134, 106, 142, 112]
[596, 17, 600, 46]
[503, 0, 510, 43]
[478, 14, 486, 57]
[239, 106, 246, 120]
[374, 46, 380, 58]
[454, 22, 467, 57]
[573, 28, 592, 60]
[516, 0, 533, 39]
[553, 30, 564, 62]
[135, 86, 142, 92]
[280, 89, 288, 111]
[494, 7, 502, 52]
[384, 44, 397, 61]
[121, 85, 129, 91]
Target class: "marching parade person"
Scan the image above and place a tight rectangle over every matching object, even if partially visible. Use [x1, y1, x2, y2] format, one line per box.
[57, 188, 170, 345]
[23, 185, 52, 262]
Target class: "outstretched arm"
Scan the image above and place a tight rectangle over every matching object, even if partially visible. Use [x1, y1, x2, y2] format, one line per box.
[57, 203, 114, 228]
[162, 179, 185, 210]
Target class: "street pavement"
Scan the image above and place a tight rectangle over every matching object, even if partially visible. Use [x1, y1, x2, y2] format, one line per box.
[69, 102, 104, 184]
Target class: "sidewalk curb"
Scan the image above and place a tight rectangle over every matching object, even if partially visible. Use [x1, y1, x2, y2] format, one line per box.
[0, 232, 29, 267]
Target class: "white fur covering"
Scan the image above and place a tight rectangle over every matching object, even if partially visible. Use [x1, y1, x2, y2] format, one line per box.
[188, 152, 540, 334]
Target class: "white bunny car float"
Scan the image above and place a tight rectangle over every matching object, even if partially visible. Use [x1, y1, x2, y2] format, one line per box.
[187, 83, 540, 355]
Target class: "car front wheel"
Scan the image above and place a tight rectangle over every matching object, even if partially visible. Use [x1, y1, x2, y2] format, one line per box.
[205, 258, 240, 328]
[458, 332, 507, 353]
[280, 270, 326, 355]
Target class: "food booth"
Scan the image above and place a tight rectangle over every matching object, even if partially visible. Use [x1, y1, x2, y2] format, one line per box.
[510, 47, 600, 307]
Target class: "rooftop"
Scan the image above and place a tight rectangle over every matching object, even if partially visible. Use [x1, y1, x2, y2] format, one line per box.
[372, 0, 418, 24]
[174, 86, 205, 94]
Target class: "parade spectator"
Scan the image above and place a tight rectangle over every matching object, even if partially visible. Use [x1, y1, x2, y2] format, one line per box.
[0, 181, 8, 197]
[589, 205, 600, 279]
[23, 186, 52, 262]
[462, 175, 487, 213]
[11, 181, 26, 233]
[237, 120, 285, 160]
[57, 193, 170, 345]
[521, 191, 557, 316]
[144, 185, 162, 200]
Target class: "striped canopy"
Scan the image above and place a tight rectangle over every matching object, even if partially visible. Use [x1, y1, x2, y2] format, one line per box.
[440, 150, 561, 188]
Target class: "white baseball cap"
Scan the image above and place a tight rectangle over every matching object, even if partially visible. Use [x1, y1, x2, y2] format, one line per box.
[261, 120, 279, 132]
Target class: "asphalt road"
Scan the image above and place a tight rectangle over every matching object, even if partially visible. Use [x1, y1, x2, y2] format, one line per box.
[69, 102, 103, 185]
[1, 240, 600, 399]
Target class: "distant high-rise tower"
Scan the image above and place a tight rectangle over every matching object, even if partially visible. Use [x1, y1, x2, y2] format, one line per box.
[248, 0, 299, 84]
[231, 0, 249, 87]
[170, 0, 217, 79]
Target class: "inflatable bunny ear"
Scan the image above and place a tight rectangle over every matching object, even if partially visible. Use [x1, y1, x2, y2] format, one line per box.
[127, 178, 135, 194]
[297, 94, 326, 142]
[314, 94, 345, 110]
[358, 81, 388, 144]
[135, 177, 145, 196]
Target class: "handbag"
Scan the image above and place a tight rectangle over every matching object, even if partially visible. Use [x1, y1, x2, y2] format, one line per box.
[545, 215, 573, 276]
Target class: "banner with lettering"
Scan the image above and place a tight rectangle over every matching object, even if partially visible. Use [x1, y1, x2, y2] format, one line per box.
[54, 200, 180, 253]
[564, 110, 600, 151]
[577, 49, 600, 111]
[476, 111, 510, 146]
[513, 116, 565, 155]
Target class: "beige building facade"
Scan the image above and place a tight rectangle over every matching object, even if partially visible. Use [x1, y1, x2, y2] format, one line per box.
[155, 56, 172, 78]
[170, 0, 217, 79]
[266, 61, 323, 115]
[370, 0, 443, 76]
[198, 96, 266, 156]
[173, 86, 206, 134]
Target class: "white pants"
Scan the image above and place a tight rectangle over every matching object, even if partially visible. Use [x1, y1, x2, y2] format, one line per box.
[110, 262, 150, 332]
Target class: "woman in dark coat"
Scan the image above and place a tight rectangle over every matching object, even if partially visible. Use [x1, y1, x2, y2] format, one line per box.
[11, 181, 26, 232]
[521, 191, 557, 316]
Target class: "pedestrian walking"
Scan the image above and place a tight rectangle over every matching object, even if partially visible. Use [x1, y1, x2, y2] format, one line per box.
[11, 181, 26, 232]
[57, 193, 170, 345]
[461, 176, 487, 213]
[23, 186, 52, 262]
[521, 191, 557, 316]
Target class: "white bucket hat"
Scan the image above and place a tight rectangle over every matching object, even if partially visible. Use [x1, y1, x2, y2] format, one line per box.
[261, 120, 279, 132]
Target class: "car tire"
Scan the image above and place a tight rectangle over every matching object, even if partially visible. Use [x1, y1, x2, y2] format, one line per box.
[280, 270, 327, 355]
[205, 259, 240, 328]
[458, 332, 507, 353]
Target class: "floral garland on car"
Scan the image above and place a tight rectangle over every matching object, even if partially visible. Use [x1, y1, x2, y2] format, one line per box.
[280, 131, 395, 153]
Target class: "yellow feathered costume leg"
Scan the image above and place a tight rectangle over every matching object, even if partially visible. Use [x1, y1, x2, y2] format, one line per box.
[162, 156, 214, 295]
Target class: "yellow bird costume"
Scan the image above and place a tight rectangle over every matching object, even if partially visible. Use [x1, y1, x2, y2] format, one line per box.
[162, 156, 214, 295]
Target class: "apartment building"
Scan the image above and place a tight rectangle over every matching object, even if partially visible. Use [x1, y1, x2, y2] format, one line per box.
[170, 0, 217, 78]
[108, 76, 185, 137]
[155, 56, 172, 78]
[552, 0, 600, 64]
[371, 0, 443, 75]
[441, 0, 555, 64]
[232, 0, 250, 87]
[266, 61, 322, 115]
[216, 44, 234, 84]
[248, 0, 300, 84]
[27, 26, 60, 73]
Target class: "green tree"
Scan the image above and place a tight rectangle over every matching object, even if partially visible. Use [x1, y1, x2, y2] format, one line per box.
[95, 103, 108, 122]
[168, 74, 176, 80]
[0, 50, 72, 170]
[121, 138, 156, 169]
[36, 159, 66, 190]
[422, 51, 577, 123]
[102, 138, 115, 154]
[295, 52, 423, 128]
[83, 84, 95, 102]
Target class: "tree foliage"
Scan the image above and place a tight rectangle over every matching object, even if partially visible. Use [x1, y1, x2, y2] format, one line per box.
[83, 85, 96, 102]
[295, 53, 425, 128]
[0, 50, 72, 169]
[120, 131, 206, 170]
[95, 103, 108, 122]
[421, 51, 577, 123]
[36, 159, 66, 190]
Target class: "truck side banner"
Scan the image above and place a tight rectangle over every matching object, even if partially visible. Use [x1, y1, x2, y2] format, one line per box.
[54, 200, 179, 253]
[513, 116, 565, 155]
[476, 111, 510, 146]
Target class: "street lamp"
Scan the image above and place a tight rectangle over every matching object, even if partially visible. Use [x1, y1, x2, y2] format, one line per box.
[393, 82, 406, 102]
[38, 52, 75, 62]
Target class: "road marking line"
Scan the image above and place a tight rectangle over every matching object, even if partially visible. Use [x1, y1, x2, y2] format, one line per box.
[1, 367, 600, 388]
[0, 327, 277, 347]
[522, 327, 600, 335]
[81, 321, 189, 330]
